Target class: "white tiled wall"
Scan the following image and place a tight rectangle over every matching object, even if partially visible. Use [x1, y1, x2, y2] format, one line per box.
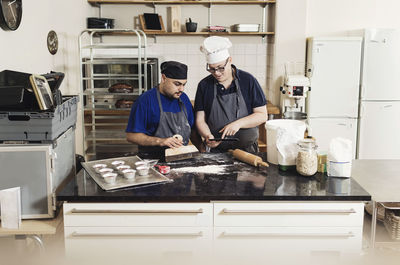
[146, 43, 268, 100]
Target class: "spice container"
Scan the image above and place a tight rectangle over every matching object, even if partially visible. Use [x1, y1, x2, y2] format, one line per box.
[296, 138, 318, 176]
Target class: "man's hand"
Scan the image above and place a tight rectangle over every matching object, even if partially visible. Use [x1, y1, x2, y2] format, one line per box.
[219, 120, 242, 139]
[160, 137, 183, 148]
[205, 134, 220, 148]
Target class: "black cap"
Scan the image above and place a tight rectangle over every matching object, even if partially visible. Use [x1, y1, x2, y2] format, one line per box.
[160, 61, 188, 80]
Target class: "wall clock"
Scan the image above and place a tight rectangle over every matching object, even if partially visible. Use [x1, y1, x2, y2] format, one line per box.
[0, 0, 22, 31]
[47, 30, 58, 55]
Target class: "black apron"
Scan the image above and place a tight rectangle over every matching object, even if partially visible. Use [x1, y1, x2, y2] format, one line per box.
[207, 78, 259, 153]
[138, 88, 191, 159]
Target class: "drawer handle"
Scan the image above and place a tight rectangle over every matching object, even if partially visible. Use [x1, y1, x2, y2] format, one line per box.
[70, 208, 204, 214]
[71, 231, 203, 238]
[222, 208, 356, 214]
[221, 232, 355, 238]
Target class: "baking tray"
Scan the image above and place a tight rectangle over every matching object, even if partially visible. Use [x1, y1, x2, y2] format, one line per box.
[81, 156, 173, 191]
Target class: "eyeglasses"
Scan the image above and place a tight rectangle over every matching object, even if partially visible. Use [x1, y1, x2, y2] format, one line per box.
[206, 58, 229, 74]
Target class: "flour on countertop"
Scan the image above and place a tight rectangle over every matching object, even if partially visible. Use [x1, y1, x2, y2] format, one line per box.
[172, 165, 229, 174]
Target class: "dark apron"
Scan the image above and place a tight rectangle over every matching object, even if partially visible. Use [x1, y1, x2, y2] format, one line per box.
[207, 78, 259, 153]
[138, 88, 191, 159]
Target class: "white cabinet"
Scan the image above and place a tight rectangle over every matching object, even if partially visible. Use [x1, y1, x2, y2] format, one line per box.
[63, 201, 365, 258]
[213, 226, 362, 254]
[213, 202, 364, 227]
[212, 201, 364, 254]
[63, 203, 213, 260]
[63, 203, 212, 227]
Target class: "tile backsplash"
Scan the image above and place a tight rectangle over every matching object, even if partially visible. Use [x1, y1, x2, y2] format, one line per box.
[147, 43, 268, 99]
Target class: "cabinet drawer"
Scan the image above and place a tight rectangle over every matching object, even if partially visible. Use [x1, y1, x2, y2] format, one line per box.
[65, 226, 212, 260]
[64, 203, 213, 227]
[213, 226, 362, 253]
[213, 202, 364, 227]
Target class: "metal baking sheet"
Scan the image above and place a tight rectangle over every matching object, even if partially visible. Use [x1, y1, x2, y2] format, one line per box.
[81, 156, 173, 191]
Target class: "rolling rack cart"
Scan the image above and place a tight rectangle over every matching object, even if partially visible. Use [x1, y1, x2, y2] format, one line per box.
[79, 29, 157, 161]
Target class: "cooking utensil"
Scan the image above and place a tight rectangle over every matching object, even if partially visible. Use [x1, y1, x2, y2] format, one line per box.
[229, 149, 269, 168]
[209, 138, 239, 142]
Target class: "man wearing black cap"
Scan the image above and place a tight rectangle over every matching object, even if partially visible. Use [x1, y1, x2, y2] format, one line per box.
[126, 61, 201, 159]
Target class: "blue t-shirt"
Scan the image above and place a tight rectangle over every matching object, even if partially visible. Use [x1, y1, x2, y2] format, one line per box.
[194, 65, 267, 120]
[126, 87, 194, 135]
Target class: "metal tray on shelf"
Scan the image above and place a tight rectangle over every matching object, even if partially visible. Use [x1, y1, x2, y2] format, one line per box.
[82, 155, 173, 191]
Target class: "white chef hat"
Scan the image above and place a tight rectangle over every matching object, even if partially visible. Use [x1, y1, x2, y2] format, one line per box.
[200, 36, 232, 64]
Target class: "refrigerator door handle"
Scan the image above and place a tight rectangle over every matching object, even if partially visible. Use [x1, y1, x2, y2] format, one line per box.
[360, 83, 365, 99]
[360, 104, 364, 118]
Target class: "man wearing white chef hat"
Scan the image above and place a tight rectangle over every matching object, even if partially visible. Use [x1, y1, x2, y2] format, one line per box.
[194, 36, 268, 153]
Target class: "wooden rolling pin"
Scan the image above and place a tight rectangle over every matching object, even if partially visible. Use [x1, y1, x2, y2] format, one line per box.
[229, 149, 269, 168]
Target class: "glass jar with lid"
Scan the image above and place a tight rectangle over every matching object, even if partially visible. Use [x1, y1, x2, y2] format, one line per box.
[296, 138, 318, 176]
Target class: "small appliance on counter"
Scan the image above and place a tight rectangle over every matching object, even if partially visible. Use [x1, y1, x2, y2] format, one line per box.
[280, 62, 312, 120]
[87, 17, 115, 29]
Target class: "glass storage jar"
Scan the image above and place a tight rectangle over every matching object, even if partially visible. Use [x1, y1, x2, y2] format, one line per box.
[296, 138, 318, 176]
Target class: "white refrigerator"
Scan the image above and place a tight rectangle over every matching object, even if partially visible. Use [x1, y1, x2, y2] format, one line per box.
[358, 29, 400, 159]
[306, 37, 362, 158]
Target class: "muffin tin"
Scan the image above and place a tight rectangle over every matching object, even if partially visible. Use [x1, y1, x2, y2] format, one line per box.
[81, 156, 172, 191]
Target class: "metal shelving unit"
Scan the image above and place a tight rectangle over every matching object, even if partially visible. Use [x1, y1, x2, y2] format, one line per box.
[79, 29, 158, 161]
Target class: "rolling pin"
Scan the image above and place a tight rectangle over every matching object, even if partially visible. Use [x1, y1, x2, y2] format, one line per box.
[229, 149, 269, 168]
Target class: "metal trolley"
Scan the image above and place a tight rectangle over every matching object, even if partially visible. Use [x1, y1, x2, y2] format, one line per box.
[78, 29, 158, 161]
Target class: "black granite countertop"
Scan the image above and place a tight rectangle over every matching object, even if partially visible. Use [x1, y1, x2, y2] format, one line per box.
[57, 153, 371, 202]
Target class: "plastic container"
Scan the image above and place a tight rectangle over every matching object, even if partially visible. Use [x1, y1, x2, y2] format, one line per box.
[265, 119, 306, 165]
[93, 164, 107, 173]
[122, 169, 136, 179]
[0, 96, 78, 141]
[326, 137, 352, 178]
[102, 173, 117, 184]
[296, 138, 318, 176]
[137, 166, 150, 176]
[135, 161, 148, 168]
[327, 161, 352, 178]
[99, 168, 113, 176]
[111, 160, 125, 168]
[116, 165, 131, 172]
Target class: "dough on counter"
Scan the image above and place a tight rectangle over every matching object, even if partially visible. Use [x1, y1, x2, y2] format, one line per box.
[172, 134, 183, 141]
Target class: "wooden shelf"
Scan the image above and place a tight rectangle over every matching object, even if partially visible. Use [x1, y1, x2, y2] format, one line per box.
[85, 109, 131, 115]
[267, 102, 280, 115]
[88, 0, 276, 5]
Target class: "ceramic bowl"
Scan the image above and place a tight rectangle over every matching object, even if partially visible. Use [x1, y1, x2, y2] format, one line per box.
[111, 160, 125, 168]
[99, 168, 113, 176]
[102, 172, 117, 184]
[93, 163, 107, 173]
[136, 166, 150, 176]
[116, 165, 131, 172]
[122, 169, 136, 179]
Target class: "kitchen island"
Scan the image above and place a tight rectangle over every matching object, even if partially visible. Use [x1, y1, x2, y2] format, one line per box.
[58, 153, 370, 262]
